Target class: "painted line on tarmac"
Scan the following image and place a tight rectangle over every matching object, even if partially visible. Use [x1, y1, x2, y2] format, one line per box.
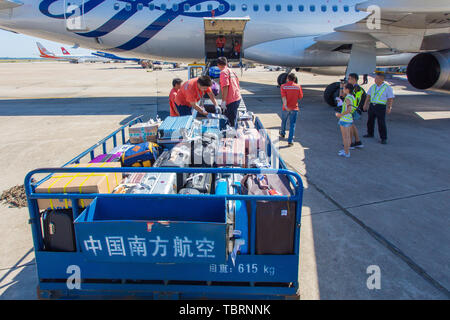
[307, 179, 450, 298]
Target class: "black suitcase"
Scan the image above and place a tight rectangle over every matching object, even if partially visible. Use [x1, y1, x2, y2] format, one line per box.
[42, 209, 76, 252]
[154, 146, 190, 191]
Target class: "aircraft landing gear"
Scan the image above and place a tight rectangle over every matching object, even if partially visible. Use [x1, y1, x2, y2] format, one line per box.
[324, 82, 341, 107]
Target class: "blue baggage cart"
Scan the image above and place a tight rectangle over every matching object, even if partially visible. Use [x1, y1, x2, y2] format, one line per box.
[24, 115, 304, 300]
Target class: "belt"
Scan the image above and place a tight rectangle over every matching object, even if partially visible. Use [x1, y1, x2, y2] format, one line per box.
[370, 103, 387, 107]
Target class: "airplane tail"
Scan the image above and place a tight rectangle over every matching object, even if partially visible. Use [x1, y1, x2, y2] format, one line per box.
[61, 47, 71, 55]
[36, 42, 55, 58]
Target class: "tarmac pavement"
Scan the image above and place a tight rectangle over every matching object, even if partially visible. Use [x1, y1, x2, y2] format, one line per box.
[0, 62, 448, 299]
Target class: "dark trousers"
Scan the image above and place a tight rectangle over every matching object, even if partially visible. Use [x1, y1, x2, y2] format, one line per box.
[224, 99, 241, 128]
[176, 104, 192, 116]
[367, 103, 387, 140]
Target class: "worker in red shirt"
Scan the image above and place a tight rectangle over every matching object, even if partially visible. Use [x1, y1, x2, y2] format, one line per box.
[280, 73, 304, 146]
[217, 57, 241, 127]
[174, 76, 218, 116]
[216, 35, 226, 58]
[169, 78, 182, 117]
[233, 41, 241, 59]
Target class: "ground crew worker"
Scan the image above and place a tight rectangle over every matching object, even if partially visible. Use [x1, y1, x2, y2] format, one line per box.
[362, 73, 395, 144]
[233, 41, 241, 59]
[336, 83, 356, 158]
[279, 73, 303, 147]
[217, 57, 241, 128]
[169, 78, 182, 117]
[216, 35, 226, 57]
[174, 76, 218, 117]
[338, 73, 365, 149]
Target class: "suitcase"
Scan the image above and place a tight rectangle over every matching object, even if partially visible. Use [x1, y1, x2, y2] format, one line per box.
[216, 138, 246, 167]
[42, 209, 76, 252]
[237, 128, 265, 157]
[89, 152, 122, 163]
[126, 172, 177, 194]
[108, 144, 134, 155]
[185, 173, 213, 194]
[238, 119, 255, 129]
[157, 116, 194, 142]
[154, 144, 191, 190]
[179, 188, 201, 195]
[121, 142, 159, 167]
[241, 174, 296, 255]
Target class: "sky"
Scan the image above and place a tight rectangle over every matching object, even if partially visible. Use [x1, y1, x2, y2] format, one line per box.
[0, 29, 94, 58]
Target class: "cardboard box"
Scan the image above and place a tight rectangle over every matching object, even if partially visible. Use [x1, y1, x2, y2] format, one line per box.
[129, 122, 160, 144]
[35, 163, 122, 211]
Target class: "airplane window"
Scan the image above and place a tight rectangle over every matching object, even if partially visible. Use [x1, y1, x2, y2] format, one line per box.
[149, 3, 154, 10]
[172, 3, 179, 11]
[113, 3, 119, 10]
[355, 7, 359, 12]
[184, 4, 190, 11]
[321, 5, 326, 12]
[218, 4, 225, 12]
[242, 4, 247, 11]
[196, 4, 201, 11]
[253, 4, 259, 11]
[125, 3, 132, 11]
[207, 4, 213, 11]
[343, 5, 349, 12]
[137, 3, 143, 11]
[299, 5, 304, 12]
[332, 5, 338, 12]
[310, 5, 315, 12]
[276, 4, 281, 12]
[264, 4, 270, 11]
[230, 4, 236, 11]
[287, 4, 293, 12]
[160, 3, 166, 11]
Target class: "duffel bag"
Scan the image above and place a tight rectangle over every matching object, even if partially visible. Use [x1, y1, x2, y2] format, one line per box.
[121, 142, 159, 167]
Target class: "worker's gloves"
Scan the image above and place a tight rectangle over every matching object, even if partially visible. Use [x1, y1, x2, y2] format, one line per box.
[215, 105, 222, 114]
[335, 97, 343, 107]
[221, 101, 227, 112]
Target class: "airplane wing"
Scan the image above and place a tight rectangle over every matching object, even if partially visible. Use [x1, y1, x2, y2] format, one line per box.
[310, 0, 450, 53]
[0, 0, 22, 10]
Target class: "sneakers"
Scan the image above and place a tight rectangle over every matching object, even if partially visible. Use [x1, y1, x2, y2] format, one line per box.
[288, 142, 294, 147]
[353, 141, 364, 148]
[338, 150, 350, 158]
[279, 133, 286, 139]
[381, 139, 387, 145]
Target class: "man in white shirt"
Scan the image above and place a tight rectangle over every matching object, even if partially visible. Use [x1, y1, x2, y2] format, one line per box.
[362, 73, 395, 144]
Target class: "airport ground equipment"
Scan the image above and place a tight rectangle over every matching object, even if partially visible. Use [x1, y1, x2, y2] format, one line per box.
[25, 113, 304, 300]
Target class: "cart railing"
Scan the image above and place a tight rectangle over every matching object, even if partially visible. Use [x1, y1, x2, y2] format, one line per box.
[25, 167, 303, 257]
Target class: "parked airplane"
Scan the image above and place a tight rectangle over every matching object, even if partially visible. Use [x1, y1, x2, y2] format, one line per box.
[1, 0, 449, 105]
[36, 42, 110, 63]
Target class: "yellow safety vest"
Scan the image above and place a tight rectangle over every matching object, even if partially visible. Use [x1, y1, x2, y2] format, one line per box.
[341, 94, 355, 123]
[370, 83, 388, 104]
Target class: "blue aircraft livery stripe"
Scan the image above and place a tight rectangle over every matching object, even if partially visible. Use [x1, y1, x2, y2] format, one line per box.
[107, 0, 230, 52]
[40, 0, 230, 51]
[77, 0, 155, 38]
[39, 0, 107, 19]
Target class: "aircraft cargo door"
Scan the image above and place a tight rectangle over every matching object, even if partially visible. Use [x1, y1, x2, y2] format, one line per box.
[203, 17, 250, 63]
[64, 0, 88, 31]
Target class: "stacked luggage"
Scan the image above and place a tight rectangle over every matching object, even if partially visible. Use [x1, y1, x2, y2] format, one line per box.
[39, 107, 296, 257]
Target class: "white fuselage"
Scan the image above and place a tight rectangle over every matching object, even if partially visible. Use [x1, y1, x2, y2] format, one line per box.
[0, 0, 413, 66]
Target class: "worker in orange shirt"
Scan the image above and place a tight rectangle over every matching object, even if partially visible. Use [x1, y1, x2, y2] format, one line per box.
[217, 57, 241, 128]
[216, 35, 226, 58]
[169, 78, 182, 117]
[280, 73, 304, 147]
[233, 41, 241, 59]
[174, 76, 218, 117]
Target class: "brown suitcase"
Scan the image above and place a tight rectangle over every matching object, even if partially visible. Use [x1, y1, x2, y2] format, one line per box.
[241, 174, 296, 255]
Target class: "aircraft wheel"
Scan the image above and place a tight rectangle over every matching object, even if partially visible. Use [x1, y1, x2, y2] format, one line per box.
[324, 82, 341, 107]
[277, 73, 288, 86]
